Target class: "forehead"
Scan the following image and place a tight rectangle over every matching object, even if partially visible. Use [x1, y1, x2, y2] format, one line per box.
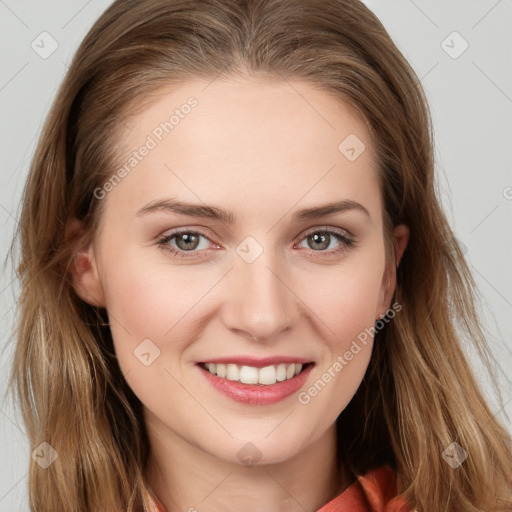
[122, 76, 373, 158]
[106, 77, 381, 224]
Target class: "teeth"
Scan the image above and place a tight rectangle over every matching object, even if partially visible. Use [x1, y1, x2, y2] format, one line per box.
[226, 364, 239, 381]
[258, 365, 276, 385]
[276, 363, 287, 382]
[216, 364, 227, 378]
[239, 365, 259, 384]
[203, 362, 306, 385]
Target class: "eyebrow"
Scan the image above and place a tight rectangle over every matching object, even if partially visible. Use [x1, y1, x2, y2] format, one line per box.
[135, 198, 371, 223]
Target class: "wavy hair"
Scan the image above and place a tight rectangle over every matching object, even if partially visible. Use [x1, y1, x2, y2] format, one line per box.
[6, 0, 512, 510]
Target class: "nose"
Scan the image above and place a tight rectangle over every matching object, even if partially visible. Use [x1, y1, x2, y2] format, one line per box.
[221, 250, 300, 343]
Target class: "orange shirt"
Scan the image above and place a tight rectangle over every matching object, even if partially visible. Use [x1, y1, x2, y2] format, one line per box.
[147, 465, 412, 512]
[317, 465, 411, 512]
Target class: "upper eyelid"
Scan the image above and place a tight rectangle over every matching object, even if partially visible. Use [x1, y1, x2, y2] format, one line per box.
[301, 225, 353, 237]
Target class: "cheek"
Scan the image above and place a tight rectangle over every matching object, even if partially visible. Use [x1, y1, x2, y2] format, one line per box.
[292, 258, 384, 417]
[325, 278, 379, 328]
[296, 255, 385, 346]
[99, 253, 201, 411]
[101, 256, 194, 349]
[98, 241, 229, 390]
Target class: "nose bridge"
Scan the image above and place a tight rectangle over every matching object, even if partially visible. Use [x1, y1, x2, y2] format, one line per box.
[223, 242, 298, 341]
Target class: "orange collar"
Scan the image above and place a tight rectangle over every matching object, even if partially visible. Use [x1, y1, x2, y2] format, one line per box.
[318, 465, 411, 512]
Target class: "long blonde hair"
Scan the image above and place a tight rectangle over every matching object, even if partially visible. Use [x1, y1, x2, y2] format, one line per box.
[6, 0, 512, 510]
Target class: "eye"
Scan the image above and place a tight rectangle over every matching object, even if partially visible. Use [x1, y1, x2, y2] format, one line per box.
[156, 227, 356, 260]
[156, 229, 217, 259]
[295, 228, 355, 258]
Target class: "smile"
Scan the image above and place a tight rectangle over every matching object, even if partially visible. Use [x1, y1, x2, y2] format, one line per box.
[199, 362, 311, 386]
[196, 361, 315, 405]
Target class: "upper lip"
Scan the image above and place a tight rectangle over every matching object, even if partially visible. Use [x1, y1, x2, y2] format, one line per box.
[198, 356, 314, 368]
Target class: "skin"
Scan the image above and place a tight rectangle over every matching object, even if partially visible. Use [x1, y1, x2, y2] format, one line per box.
[70, 77, 409, 512]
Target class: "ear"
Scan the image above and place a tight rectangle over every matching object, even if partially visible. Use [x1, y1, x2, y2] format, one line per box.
[376, 224, 409, 320]
[66, 218, 106, 307]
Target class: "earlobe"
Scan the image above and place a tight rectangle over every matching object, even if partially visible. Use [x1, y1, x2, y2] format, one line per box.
[66, 219, 106, 307]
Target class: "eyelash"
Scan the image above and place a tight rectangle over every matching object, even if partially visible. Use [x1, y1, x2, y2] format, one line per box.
[156, 227, 356, 261]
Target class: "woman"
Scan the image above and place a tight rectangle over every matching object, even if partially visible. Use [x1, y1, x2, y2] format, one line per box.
[7, 0, 512, 511]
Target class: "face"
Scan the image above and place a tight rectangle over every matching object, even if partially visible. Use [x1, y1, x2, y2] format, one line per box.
[72, 77, 408, 466]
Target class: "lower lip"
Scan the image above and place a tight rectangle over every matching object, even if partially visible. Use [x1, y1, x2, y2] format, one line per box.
[197, 364, 314, 405]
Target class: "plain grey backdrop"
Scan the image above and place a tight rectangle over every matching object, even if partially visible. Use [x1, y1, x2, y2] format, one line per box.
[1, 1, 511, 510]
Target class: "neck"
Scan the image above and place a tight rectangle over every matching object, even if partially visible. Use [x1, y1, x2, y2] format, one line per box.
[144, 414, 352, 512]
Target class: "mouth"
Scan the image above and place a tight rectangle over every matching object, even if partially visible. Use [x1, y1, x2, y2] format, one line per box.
[197, 361, 315, 386]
